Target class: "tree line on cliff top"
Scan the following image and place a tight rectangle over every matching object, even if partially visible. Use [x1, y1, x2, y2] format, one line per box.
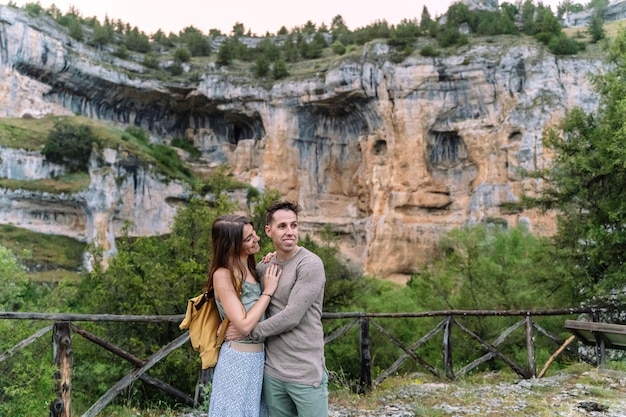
[7, 0, 610, 79]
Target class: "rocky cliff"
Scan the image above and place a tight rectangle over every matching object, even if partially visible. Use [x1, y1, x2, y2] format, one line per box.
[0, 5, 606, 279]
[563, 0, 626, 27]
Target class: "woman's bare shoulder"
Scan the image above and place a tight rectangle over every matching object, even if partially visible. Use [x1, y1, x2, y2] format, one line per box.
[212, 267, 232, 284]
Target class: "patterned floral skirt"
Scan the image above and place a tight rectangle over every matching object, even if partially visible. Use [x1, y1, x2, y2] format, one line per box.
[208, 342, 269, 417]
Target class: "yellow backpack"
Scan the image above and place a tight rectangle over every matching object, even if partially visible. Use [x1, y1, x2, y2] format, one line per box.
[179, 289, 229, 369]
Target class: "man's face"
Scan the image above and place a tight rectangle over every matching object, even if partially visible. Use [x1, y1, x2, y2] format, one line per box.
[265, 209, 298, 253]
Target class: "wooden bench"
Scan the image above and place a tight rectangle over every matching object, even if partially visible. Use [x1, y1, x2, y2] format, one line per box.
[564, 320, 626, 365]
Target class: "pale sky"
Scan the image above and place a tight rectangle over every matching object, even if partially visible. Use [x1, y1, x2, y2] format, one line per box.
[2, 0, 563, 36]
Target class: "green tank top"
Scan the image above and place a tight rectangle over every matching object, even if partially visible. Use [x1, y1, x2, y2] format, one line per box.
[216, 280, 266, 343]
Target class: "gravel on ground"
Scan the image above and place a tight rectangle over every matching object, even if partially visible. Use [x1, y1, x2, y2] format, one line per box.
[178, 367, 626, 417]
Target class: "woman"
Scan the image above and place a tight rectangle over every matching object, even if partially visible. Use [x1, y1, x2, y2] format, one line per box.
[207, 214, 281, 417]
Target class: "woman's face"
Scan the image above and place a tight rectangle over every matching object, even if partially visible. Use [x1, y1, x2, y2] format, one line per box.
[241, 223, 260, 256]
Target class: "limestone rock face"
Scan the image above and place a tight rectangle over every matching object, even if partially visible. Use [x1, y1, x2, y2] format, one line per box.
[0, 146, 187, 257]
[0, 148, 66, 179]
[563, 0, 626, 27]
[0, 5, 606, 277]
[460, 0, 499, 12]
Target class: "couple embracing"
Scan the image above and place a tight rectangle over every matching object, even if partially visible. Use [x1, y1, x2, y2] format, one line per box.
[206, 200, 328, 417]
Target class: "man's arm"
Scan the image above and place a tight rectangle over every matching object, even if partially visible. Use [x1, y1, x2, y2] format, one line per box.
[250, 256, 325, 340]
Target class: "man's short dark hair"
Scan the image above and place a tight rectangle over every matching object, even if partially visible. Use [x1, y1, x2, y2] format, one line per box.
[266, 200, 301, 225]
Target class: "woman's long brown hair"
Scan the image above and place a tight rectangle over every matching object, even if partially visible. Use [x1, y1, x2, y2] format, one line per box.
[205, 214, 258, 293]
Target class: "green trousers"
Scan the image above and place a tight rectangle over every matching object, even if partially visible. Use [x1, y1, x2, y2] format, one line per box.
[262, 371, 328, 417]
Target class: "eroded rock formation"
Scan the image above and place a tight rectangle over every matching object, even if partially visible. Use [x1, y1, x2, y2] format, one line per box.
[0, 5, 606, 278]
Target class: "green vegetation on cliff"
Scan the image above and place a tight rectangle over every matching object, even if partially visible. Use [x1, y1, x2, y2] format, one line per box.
[0, 115, 196, 183]
[6, 0, 606, 86]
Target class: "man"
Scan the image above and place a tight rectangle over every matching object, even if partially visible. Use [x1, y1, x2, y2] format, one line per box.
[237, 200, 328, 417]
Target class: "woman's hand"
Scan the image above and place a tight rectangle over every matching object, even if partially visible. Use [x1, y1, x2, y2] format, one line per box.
[262, 263, 282, 295]
[262, 251, 276, 263]
[224, 321, 243, 341]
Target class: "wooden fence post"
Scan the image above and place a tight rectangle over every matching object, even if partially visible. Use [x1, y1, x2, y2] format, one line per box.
[592, 311, 605, 365]
[194, 368, 214, 408]
[525, 316, 536, 377]
[50, 322, 72, 417]
[443, 316, 454, 380]
[358, 316, 371, 393]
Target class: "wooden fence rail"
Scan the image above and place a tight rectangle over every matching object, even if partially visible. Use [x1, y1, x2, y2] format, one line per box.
[0, 305, 617, 416]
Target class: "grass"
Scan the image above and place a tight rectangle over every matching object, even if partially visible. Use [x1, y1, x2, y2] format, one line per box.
[0, 115, 57, 150]
[560, 20, 625, 60]
[563, 19, 626, 41]
[0, 224, 85, 275]
[0, 172, 91, 194]
[28, 268, 82, 282]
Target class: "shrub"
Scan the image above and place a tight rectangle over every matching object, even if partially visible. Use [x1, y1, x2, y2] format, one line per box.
[548, 34, 581, 55]
[124, 126, 150, 144]
[299, 33, 326, 59]
[331, 41, 346, 55]
[388, 19, 421, 48]
[113, 44, 129, 59]
[90, 22, 113, 47]
[436, 26, 467, 48]
[171, 137, 201, 159]
[419, 45, 440, 57]
[390, 44, 414, 63]
[42, 121, 99, 173]
[142, 53, 159, 69]
[124, 27, 151, 53]
[174, 47, 192, 63]
[169, 61, 184, 76]
[253, 55, 270, 77]
[0, 323, 57, 417]
[179, 26, 211, 56]
[150, 143, 191, 178]
[68, 19, 84, 41]
[272, 59, 289, 79]
[217, 38, 235, 66]
[24, 2, 43, 16]
[0, 245, 31, 310]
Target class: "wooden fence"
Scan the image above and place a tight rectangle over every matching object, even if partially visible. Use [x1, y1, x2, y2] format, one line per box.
[0, 306, 614, 417]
